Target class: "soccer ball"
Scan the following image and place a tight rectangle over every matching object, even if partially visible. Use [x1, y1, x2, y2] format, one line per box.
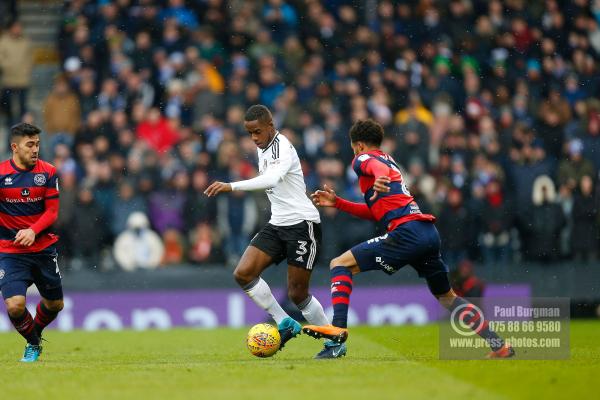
[246, 323, 281, 357]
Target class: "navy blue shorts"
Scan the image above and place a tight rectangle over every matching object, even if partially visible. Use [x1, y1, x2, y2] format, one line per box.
[351, 221, 449, 279]
[0, 246, 63, 300]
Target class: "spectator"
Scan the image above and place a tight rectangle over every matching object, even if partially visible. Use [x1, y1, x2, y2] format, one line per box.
[70, 187, 110, 270]
[262, 0, 298, 41]
[510, 140, 554, 222]
[188, 222, 217, 264]
[582, 108, 600, 172]
[558, 139, 596, 191]
[110, 180, 148, 236]
[184, 168, 216, 231]
[479, 180, 512, 266]
[97, 78, 126, 113]
[91, 159, 117, 223]
[537, 87, 571, 159]
[130, 31, 154, 78]
[0, 20, 33, 128]
[114, 212, 164, 271]
[161, 228, 185, 265]
[43, 74, 82, 151]
[137, 108, 180, 153]
[451, 259, 485, 298]
[570, 175, 599, 262]
[54, 164, 78, 263]
[78, 78, 98, 119]
[148, 169, 189, 235]
[523, 176, 566, 262]
[437, 188, 470, 266]
[160, 0, 199, 30]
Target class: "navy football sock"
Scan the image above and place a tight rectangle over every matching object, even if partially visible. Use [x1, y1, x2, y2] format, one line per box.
[9, 309, 40, 345]
[449, 297, 504, 351]
[34, 302, 59, 336]
[331, 266, 353, 328]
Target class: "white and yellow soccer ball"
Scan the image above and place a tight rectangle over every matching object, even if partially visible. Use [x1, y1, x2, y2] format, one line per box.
[246, 323, 281, 357]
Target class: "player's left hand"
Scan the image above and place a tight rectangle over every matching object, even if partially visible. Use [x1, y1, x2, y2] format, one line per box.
[204, 181, 233, 197]
[14, 228, 36, 247]
[370, 176, 391, 201]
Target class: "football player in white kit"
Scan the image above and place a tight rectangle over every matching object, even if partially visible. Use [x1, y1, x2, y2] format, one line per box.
[205, 105, 335, 356]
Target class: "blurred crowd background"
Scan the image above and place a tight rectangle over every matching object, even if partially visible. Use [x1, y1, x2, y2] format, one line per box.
[0, 0, 599, 271]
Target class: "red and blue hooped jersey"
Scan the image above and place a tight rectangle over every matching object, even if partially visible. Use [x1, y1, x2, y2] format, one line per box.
[0, 159, 59, 253]
[351, 150, 435, 231]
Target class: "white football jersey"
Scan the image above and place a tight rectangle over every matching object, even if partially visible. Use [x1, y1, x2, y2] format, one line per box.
[232, 132, 320, 226]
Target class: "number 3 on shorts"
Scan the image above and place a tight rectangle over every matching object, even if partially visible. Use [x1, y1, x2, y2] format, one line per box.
[296, 240, 308, 255]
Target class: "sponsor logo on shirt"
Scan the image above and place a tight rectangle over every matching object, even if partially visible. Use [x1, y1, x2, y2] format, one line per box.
[5, 196, 43, 203]
[409, 203, 421, 214]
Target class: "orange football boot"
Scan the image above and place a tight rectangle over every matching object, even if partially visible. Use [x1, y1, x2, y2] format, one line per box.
[302, 324, 349, 343]
[486, 344, 515, 359]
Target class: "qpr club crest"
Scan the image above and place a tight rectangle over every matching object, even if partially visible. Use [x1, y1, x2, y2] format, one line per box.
[34, 174, 46, 186]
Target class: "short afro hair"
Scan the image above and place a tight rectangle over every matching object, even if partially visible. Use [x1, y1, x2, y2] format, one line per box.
[349, 119, 384, 147]
[244, 104, 272, 123]
[10, 123, 41, 140]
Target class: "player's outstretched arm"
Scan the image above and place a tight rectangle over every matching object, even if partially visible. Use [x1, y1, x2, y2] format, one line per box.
[204, 181, 233, 197]
[313, 184, 375, 220]
[219, 146, 293, 194]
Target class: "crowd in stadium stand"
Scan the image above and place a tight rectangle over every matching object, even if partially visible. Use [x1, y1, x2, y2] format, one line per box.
[1, 0, 600, 270]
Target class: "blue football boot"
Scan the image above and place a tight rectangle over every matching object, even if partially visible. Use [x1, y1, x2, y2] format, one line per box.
[20, 343, 42, 363]
[315, 340, 347, 359]
[277, 317, 302, 351]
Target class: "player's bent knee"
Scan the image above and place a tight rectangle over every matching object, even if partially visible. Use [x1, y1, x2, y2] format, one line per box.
[45, 299, 64, 312]
[426, 272, 452, 297]
[6, 304, 26, 317]
[288, 288, 309, 305]
[329, 257, 349, 269]
[233, 268, 256, 287]
[436, 290, 457, 309]
[5, 298, 26, 317]
[329, 250, 357, 270]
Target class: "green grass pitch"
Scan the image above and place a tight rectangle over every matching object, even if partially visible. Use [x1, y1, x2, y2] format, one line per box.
[1, 321, 598, 400]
